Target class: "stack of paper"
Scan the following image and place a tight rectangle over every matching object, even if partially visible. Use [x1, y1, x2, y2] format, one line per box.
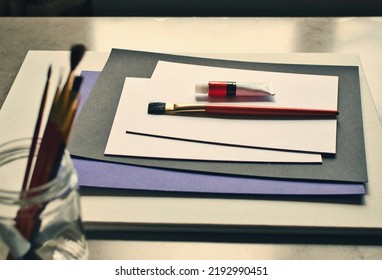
[67, 49, 367, 196]
[106, 61, 338, 160]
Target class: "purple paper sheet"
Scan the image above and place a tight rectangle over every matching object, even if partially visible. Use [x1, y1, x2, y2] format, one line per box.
[73, 71, 365, 195]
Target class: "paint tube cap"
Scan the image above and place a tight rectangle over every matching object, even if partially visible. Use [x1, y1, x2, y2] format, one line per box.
[195, 83, 208, 93]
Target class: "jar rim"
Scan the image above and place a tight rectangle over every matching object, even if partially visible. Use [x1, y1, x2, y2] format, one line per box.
[0, 138, 74, 205]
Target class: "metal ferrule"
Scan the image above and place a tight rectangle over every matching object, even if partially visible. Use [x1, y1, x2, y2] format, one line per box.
[166, 103, 206, 114]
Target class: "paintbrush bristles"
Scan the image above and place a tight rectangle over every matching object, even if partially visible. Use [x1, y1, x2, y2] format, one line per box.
[56, 44, 86, 123]
[70, 44, 86, 71]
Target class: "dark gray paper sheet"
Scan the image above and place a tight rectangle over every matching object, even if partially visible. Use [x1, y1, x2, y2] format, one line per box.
[69, 49, 367, 182]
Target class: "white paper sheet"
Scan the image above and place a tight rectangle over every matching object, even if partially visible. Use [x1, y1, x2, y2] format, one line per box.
[105, 78, 322, 162]
[126, 61, 339, 153]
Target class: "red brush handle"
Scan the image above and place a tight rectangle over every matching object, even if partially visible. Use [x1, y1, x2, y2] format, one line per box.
[205, 105, 338, 117]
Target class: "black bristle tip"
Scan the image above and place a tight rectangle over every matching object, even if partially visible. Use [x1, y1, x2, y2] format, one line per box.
[47, 65, 52, 78]
[72, 76, 83, 92]
[148, 102, 166, 115]
[70, 44, 86, 70]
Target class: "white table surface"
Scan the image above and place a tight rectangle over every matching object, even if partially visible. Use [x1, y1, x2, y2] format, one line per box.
[1, 17, 382, 260]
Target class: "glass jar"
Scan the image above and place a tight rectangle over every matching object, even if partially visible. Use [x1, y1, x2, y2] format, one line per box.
[0, 138, 88, 260]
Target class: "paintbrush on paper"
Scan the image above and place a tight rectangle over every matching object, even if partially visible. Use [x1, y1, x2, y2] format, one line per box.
[148, 102, 339, 118]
